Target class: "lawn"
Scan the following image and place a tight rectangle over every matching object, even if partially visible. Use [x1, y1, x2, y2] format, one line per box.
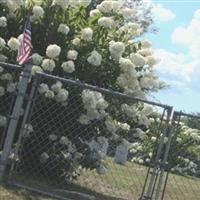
[0, 158, 200, 200]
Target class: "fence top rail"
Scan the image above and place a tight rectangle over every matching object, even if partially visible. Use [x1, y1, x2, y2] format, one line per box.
[0, 62, 22, 71]
[36, 72, 172, 110]
[174, 111, 200, 119]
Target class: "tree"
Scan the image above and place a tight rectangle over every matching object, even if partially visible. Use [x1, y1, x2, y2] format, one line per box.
[0, 0, 161, 181]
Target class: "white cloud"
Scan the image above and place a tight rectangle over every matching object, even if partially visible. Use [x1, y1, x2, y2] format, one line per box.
[151, 4, 176, 22]
[171, 9, 200, 58]
[154, 49, 199, 81]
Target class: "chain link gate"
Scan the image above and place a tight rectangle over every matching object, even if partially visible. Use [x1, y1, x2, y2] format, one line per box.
[0, 68, 173, 200]
[161, 111, 200, 200]
[0, 62, 22, 151]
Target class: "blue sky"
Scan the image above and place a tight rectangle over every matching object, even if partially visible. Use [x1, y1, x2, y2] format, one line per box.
[143, 0, 200, 113]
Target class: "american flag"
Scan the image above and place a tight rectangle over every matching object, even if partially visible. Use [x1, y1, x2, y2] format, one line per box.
[16, 20, 32, 65]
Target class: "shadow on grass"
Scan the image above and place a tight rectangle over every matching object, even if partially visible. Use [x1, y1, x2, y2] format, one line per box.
[0, 183, 53, 200]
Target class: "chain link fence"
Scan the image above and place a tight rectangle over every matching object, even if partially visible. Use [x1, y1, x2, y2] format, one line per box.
[5, 72, 172, 200]
[1, 62, 199, 200]
[162, 111, 200, 200]
[0, 62, 21, 150]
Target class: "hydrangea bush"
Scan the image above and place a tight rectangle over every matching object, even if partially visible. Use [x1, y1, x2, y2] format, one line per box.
[168, 122, 200, 177]
[0, 65, 17, 142]
[0, 0, 168, 182]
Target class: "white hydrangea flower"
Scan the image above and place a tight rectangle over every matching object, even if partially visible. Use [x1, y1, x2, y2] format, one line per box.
[72, 38, 81, 46]
[78, 114, 91, 125]
[67, 50, 78, 60]
[138, 48, 152, 57]
[82, 90, 108, 111]
[140, 76, 156, 89]
[41, 59, 56, 72]
[87, 50, 102, 66]
[0, 16, 7, 27]
[38, 83, 49, 94]
[5, 0, 23, 13]
[97, 1, 112, 13]
[0, 115, 7, 127]
[149, 152, 153, 158]
[97, 0, 122, 13]
[40, 152, 49, 163]
[0, 66, 4, 73]
[45, 90, 55, 99]
[119, 57, 135, 72]
[98, 17, 114, 28]
[151, 136, 157, 142]
[127, 22, 143, 36]
[7, 82, 16, 93]
[176, 137, 182, 143]
[1, 73, 12, 81]
[121, 7, 136, 18]
[130, 53, 146, 67]
[32, 53, 43, 65]
[46, 44, 61, 59]
[117, 72, 139, 94]
[112, 1, 123, 12]
[60, 136, 71, 146]
[51, 81, 63, 93]
[7, 37, 20, 51]
[79, 0, 91, 7]
[164, 136, 168, 144]
[86, 109, 105, 120]
[57, 24, 70, 35]
[90, 9, 101, 17]
[17, 34, 23, 43]
[109, 40, 125, 60]
[79, 90, 108, 124]
[81, 27, 93, 41]
[0, 86, 5, 97]
[23, 124, 34, 137]
[49, 134, 58, 141]
[0, 54, 7, 62]
[116, 121, 130, 131]
[141, 40, 151, 49]
[0, 37, 6, 49]
[141, 104, 154, 116]
[32, 65, 43, 75]
[61, 61, 75, 73]
[105, 117, 118, 133]
[55, 88, 69, 102]
[32, 5, 44, 20]
[52, 0, 70, 8]
[138, 159, 144, 164]
[146, 56, 158, 67]
[121, 104, 137, 118]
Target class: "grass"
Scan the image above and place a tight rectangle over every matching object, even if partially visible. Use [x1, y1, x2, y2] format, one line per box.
[0, 184, 53, 200]
[0, 158, 200, 200]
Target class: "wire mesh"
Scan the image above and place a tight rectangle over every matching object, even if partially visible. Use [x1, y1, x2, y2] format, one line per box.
[0, 63, 21, 151]
[162, 112, 200, 200]
[8, 72, 171, 200]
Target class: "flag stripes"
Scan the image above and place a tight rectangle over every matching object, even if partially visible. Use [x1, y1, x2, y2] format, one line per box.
[16, 20, 32, 65]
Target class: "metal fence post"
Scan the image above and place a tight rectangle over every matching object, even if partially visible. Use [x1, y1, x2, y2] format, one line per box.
[154, 109, 174, 200]
[0, 62, 32, 182]
[9, 74, 40, 173]
[141, 107, 173, 200]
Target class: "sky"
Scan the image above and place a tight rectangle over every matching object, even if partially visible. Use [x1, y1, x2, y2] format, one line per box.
[143, 0, 200, 113]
